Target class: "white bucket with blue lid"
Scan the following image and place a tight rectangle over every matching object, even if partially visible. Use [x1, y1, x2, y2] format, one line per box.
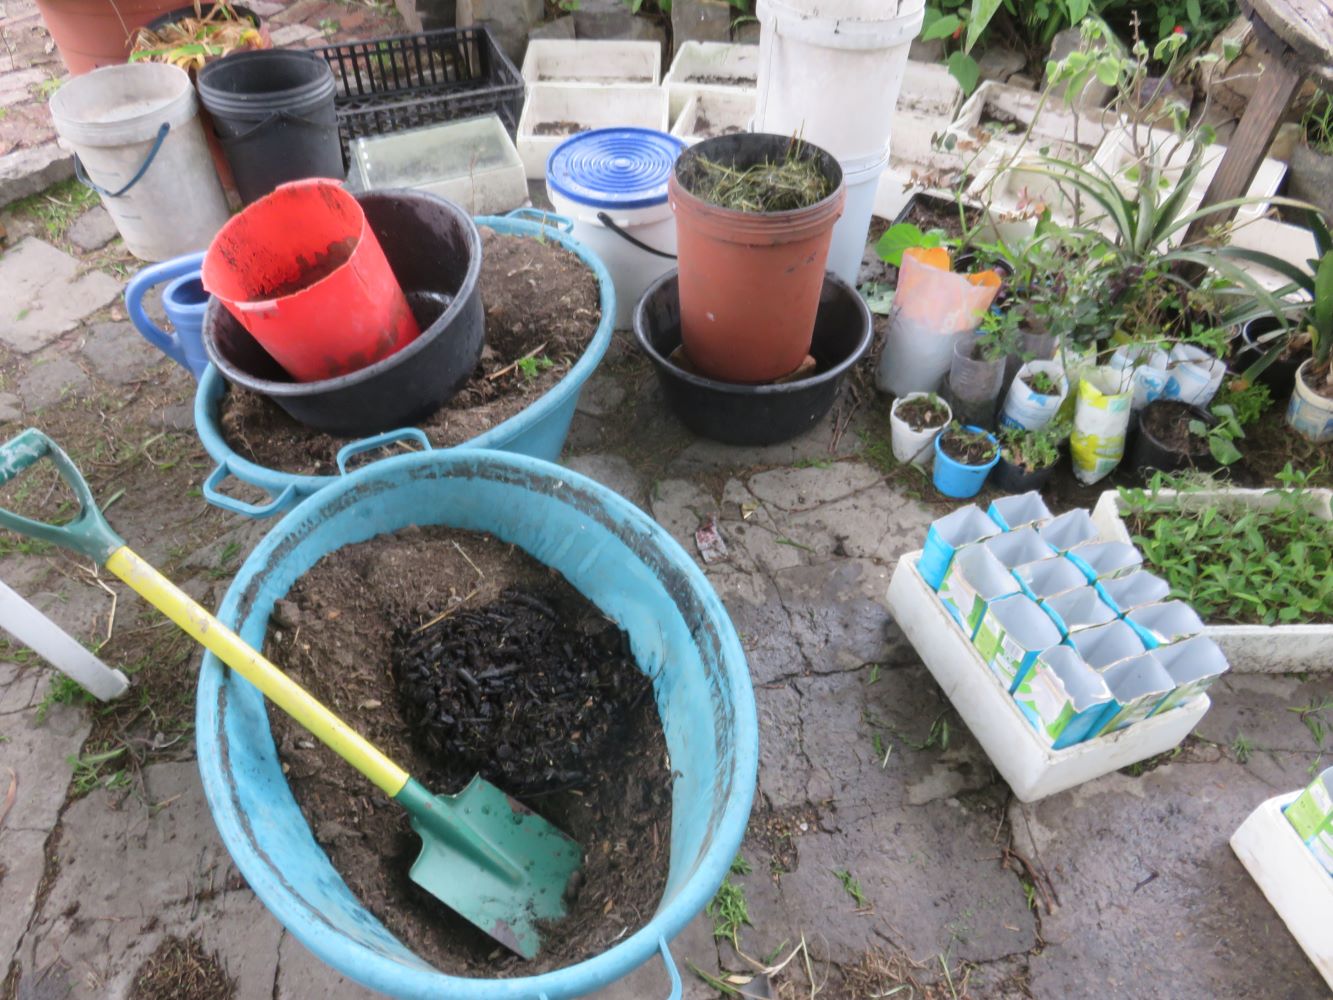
[546, 127, 685, 329]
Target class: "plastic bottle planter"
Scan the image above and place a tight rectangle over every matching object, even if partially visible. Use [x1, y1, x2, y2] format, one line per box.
[126, 252, 211, 379]
[932, 426, 1000, 499]
[1287, 360, 1333, 443]
[948, 338, 1006, 429]
[1071, 368, 1132, 486]
[889, 392, 951, 467]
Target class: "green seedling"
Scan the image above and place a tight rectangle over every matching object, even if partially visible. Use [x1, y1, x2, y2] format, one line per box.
[706, 879, 750, 947]
[834, 869, 868, 908]
[69, 745, 129, 796]
[1187, 403, 1243, 466]
[516, 355, 555, 380]
[1231, 732, 1254, 764]
[36, 674, 94, 723]
[730, 854, 752, 876]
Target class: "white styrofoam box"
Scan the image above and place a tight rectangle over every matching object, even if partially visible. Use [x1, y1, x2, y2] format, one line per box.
[897, 60, 962, 118]
[516, 84, 671, 179]
[886, 552, 1210, 803]
[1229, 218, 1321, 293]
[1091, 488, 1333, 673]
[670, 90, 757, 145]
[1230, 793, 1333, 990]
[872, 166, 919, 221]
[945, 81, 1106, 159]
[664, 41, 758, 121]
[520, 40, 662, 87]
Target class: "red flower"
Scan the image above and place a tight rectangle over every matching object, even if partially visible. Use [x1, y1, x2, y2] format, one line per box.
[952, 24, 963, 39]
[1173, 25, 1185, 33]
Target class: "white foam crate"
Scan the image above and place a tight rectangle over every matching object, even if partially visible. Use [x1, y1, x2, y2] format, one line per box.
[516, 83, 671, 179]
[670, 90, 756, 145]
[1091, 488, 1333, 673]
[520, 39, 662, 87]
[1230, 792, 1333, 989]
[885, 552, 1210, 803]
[664, 41, 758, 121]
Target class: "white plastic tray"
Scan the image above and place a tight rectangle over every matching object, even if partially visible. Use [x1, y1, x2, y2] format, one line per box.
[520, 39, 662, 87]
[516, 84, 671, 179]
[1230, 792, 1333, 989]
[663, 41, 758, 121]
[886, 552, 1210, 802]
[1091, 489, 1333, 673]
[670, 90, 756, 145]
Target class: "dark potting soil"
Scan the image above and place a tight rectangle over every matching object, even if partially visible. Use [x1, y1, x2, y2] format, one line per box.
[938, 427, 997, 465]
[686, 73, 757, 85]
[978, 106, 1023, 132]
[693, 111, 742, 138]
[1140, 401, 1210, 457]
[895, 395, 950, 432]
[217, 228, 601, 475]
[265, 526, 672, 976]
[259, 237, 356, 299]
[532, 120, 589, 136]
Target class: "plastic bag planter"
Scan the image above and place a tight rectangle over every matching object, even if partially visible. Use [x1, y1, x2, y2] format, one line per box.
[193, 211, 616, 518]
[195, 449, 758, 999]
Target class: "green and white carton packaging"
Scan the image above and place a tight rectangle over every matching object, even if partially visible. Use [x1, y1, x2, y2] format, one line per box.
[984, 526, 1055, 569]
[1284, 767, 1333, 876]
[1095, 654, 1176, 735]
[1068, 619, 1144, 671]
[972, 593, 1061, 692]
[937, 544, 1020, 638]
[1012, 645, 1115, 749]
[1149, 634, 1229, 715]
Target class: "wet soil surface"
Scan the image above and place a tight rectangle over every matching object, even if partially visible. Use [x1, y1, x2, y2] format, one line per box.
[1139, 400, 1209, 456]
[218, 228, 601, 475]
[694, 111, 743, 138]
[685, 73, 756, 85]
[938, 426, 997, 465]
[533, 120, 589, 136]
[265, 526, 671, 976]
[258, 237, 356, 299]
[895, 395, 949, 432]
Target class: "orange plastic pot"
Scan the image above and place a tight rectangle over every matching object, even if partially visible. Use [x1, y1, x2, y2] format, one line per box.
[201, 179, 420, 382]
[35, 0, 181, 75]
[668, 133, 845, 384]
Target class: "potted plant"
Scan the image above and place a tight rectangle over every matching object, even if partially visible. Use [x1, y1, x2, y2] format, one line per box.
[1288, 91, 1333, 232]
[1130, 400, 1243, 475]
[995, 422, 1065, 491]
[933, 421, 1001, 498]
[890, 391, 952, 466]
[1286, 251, 1333, 442]
[131, 3, 269, 73]
[36, 0, 184, 76]
[948, 308, 1020, 428]
[1000, 358, 1068, 429]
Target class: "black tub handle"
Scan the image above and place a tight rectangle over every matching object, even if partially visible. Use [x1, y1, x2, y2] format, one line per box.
[219, 109, 320, 144]
[595, 211, 677, 260]
[74, 122, 169, 198]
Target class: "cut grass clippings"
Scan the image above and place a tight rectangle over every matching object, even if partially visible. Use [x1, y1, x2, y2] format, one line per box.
[688, 143, 833, 213]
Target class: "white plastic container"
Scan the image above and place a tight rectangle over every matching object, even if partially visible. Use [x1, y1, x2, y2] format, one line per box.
[670, 91, 757, 145]
[546, 127, 685, 329]
[889, 391, 950, 467]
[1230, 792, 1333, 989]
[825, 147, 889, 286]
[516, 84, 671, 179]
[664, 41, 760, 122]
[1000, 359, 1068, 430]
[345, 115, 527, 216]
[520, 39, 662, 86]
[49, 62, 229, 262]
[1091, 487, 1333, 672]
[886, 552, 1210, 803]
[754, 0, 926, 162]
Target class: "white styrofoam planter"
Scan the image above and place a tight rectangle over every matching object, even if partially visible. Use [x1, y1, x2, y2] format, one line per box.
[1230, 792, 1333, 989]
[886, 552, 1210, 803]
[945, 81, 1106, 159]
[897, 60, 962, 118]
[664, 41, 758, 121]
[520, 40, 662, 87]
[516, 84, 670, 179]
[670, 90, 757, 145]
[1230, 218, 1321, 292]
[1090, 488, 1333, 673]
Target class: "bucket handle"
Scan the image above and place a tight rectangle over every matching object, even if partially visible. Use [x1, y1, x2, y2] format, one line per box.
[334, 428, 432, 475]
[125, 253, 206, 373]
[596, 211, 677, 260]
[506, 207, 574, 233]
[203, 461, 299, 519]
[216, 109, 319, 145]
[534, 937, 681, 1000]
[74, 122, 170, 199]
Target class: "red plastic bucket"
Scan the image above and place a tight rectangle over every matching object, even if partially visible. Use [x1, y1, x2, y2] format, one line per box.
[201, 179, 419, 381]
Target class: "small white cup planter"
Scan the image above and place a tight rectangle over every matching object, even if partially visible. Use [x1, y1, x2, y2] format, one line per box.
[889, 391, 951, 467]
[520, 39, 662, 87]
[670, 90, 757, 145]
[1090, 487, 1333, 672]
[664, 41, 759, 122]
[516, 84, 670, 179]
[1287, 360, 1333, 443]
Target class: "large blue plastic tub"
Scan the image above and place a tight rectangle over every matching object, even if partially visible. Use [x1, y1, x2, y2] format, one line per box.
[192, 211, 616, 518]
[194, 449, 758, 999]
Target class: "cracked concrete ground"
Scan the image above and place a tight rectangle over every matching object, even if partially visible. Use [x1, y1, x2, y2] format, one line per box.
[0, 189, 1331, 999]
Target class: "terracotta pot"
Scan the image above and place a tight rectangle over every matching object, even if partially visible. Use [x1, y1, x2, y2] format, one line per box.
[36, 0, 183, 75]
[668, 132, 845, 383]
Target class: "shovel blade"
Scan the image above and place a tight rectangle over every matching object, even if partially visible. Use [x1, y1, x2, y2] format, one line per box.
[403, 776, 581, 960]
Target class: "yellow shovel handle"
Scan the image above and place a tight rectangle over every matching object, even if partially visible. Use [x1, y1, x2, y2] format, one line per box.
[106, 546, 410, 798]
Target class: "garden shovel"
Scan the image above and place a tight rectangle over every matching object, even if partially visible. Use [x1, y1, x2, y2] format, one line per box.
[0, 428, 581, 960]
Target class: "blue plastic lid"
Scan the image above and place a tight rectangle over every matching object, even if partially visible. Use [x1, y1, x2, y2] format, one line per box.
[546, 128, 686, 210]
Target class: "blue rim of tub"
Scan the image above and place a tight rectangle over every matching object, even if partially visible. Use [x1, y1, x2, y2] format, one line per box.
[193, 210, 617, 518]
[194, 448, 759, 999]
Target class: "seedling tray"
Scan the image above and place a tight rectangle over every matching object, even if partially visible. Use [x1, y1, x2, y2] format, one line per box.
[885, 552, 1209, 803]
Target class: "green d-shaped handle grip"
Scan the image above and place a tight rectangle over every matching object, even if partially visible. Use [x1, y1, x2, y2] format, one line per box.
[0, 429, 126, 564]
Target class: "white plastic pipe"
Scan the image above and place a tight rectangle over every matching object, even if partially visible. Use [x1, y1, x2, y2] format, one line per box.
[0, 581, 128, 701]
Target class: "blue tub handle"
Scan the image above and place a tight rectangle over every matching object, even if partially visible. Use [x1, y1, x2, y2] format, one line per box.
[125, 252, 206, 372]
[335, 428, 432, 475]
[535, 937, 681, 1000]
[506, 207, 574, 233]
[203, 462, 299, 519]
[75, 122, 170, 198]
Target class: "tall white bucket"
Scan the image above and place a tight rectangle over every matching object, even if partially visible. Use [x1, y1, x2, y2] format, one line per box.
[825, 146, 889, 286]
[753, 0, 925, 163]
[49, 63, 229, 262]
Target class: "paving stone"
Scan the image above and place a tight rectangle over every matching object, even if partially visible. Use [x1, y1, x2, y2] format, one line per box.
[747, 462, 881, 512]
[269, 23, 319, 46]
[529, 15, 576, 41]
[273, 929, 378, 998]
[1, 239, 122, 352]
[563, 453, 647, 508]
[649, 477, 718, 551]
[64, 205, 117, 253]
[79, 321, 163, 385]
[733, 19, 759, 44]
[574, 0, 635, 39]
[976, 45, 1025, 83]
[1014, 763, 1328, 998]
[0, 392, 21, 423]
[672, 0, 731, 45]
[0, 69, 46, 106]
[574, 371, 627, 416]
[16, 354, 90, 410]
[0, 144, 74, 209]
[588, 912, 719, 998]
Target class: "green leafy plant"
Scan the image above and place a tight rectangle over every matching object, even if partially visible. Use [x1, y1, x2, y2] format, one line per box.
[517, 354, 555, 380]
[36, 674, 94, 723]
[1303, 91, 1333, 155]
[874, 222, 945, 268]
[1212, 377, 1272, 428]
[921, 0, 1093, 94]
[1187, 403, 1243, 466]
[1000, 421, 1066, 471]
[974, 308, 1024, 361]
[706, 879, 751, 947]
[834, 869, 869, 908]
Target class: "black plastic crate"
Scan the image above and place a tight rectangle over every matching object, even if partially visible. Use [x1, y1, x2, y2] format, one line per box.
[310, 27, 524, 155]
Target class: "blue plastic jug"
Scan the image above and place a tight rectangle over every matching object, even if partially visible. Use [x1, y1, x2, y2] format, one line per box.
[126, 252, 210, 379]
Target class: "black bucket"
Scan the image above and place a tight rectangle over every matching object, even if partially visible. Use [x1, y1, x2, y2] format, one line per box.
[1129, 400, 1217, 476]
[991, 456, 1054, 493]
[1235, 316, 1307, 395]
[197, 49, 343, 204]
[634, 269, 871, 446]
[203, 189, 484, 437]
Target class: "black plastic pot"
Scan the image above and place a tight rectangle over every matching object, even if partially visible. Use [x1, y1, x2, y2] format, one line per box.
[991, 456, 1055, 492]
[634, 269, 871, 446]
[203, 188, 483, 437]
[1129, 400, 1217, 476]
[1235, 316, 1307, 395]
[197, 49, 343, 204]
